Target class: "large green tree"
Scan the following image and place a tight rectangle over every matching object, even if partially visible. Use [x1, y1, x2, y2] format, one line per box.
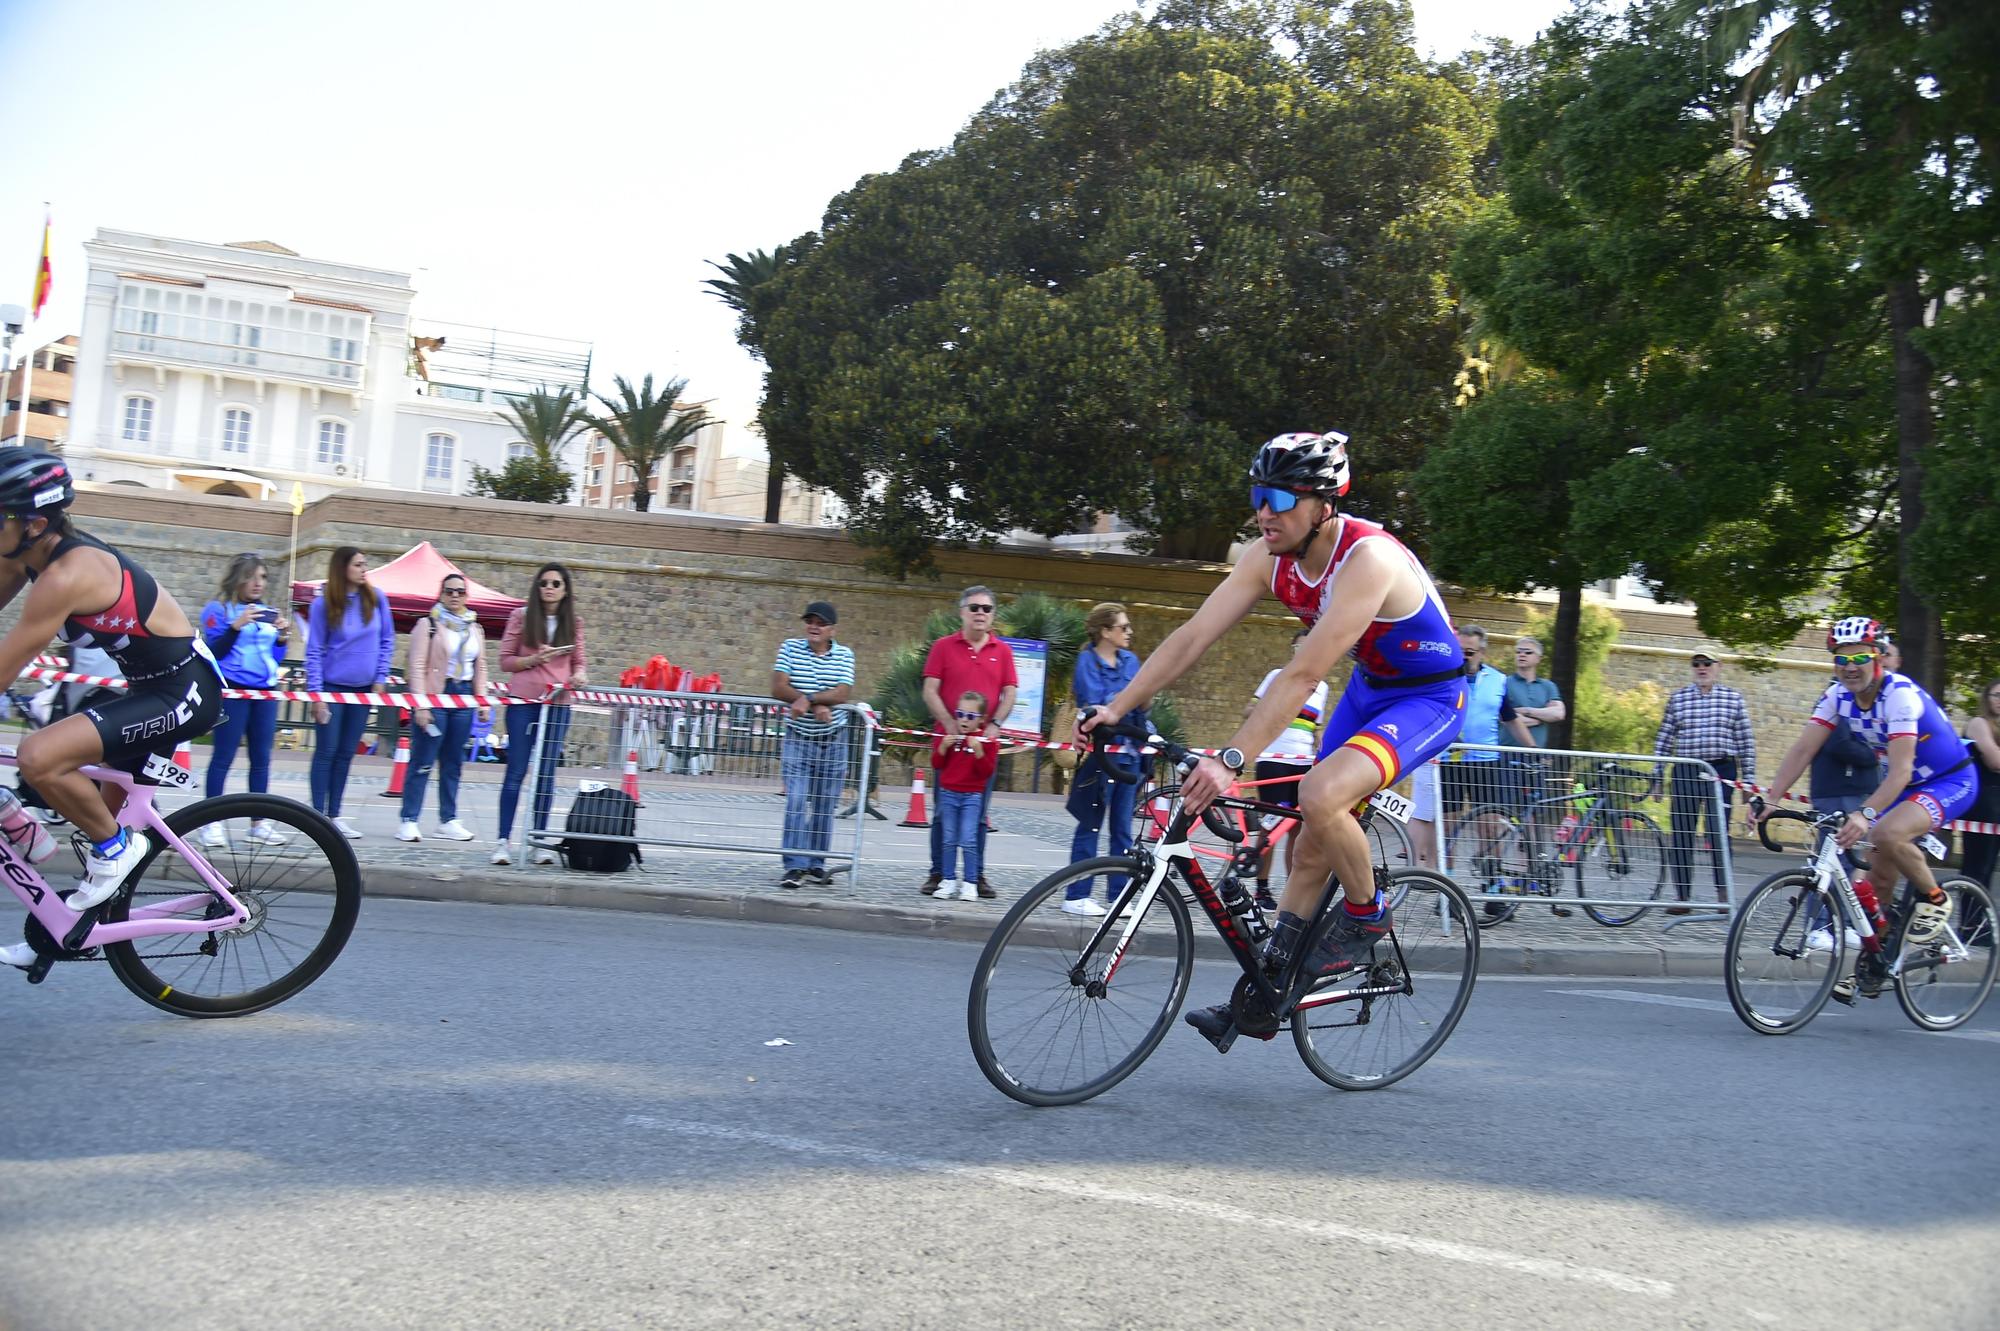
[587, 375, 717, 514]
[745, 0, 1489, 572]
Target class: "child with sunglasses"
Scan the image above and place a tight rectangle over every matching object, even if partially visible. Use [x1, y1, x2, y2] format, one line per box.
[932, 692, 1000, 902]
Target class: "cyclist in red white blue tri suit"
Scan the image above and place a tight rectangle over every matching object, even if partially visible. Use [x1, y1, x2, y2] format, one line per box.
[1082, 431, 1465, 1050]
[1756, 617, 1960, 992]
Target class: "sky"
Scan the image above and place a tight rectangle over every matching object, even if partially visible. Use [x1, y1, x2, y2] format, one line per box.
[0, 0, 1573, 450]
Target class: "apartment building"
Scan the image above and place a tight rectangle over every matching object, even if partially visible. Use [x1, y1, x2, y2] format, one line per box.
[0, 335, 79, 450]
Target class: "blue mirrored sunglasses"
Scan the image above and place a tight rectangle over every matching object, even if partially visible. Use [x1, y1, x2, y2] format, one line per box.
[1250, 486, 1304, 514]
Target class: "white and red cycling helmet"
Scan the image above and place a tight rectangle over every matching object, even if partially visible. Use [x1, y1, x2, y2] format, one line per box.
[1826, 616, 1887, 653]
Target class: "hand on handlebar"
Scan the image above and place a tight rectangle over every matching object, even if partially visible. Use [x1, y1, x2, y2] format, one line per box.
[1834, 810, 1871, 850]
[1074, 703, 1124, 749]
[1178, 755, 1237, 816]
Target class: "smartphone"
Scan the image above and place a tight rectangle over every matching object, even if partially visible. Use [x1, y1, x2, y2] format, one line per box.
[254, 607, 281, 623]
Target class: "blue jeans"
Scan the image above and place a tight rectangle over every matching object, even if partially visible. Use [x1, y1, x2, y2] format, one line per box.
[206, 694, 278, 799]
[402, 681, 478, 824]
[937, 788, 984, 883]
[1066, 754, 1138, 899]
[781, 730, 845, 871]
[930, 770, 995, 880]
[309, 700, 372, 817]
[499, 703, 572, 841]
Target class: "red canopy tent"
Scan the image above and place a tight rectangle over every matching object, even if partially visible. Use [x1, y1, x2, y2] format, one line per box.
[291, 541, 525, 634]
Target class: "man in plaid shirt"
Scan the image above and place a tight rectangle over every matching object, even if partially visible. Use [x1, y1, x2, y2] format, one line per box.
[1654, 652, 1756, 911]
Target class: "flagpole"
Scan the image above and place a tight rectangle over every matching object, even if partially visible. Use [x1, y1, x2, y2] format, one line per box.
[286, 481, 305, 630]
[12, 206, 52, 451]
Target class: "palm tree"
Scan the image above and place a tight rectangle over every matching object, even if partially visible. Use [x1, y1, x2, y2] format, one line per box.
[587, 374, 716, 514]
[497, 387, 589, 466]
[703, 247, 791, 524]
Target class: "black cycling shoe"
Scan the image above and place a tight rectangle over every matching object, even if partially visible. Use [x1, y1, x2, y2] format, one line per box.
[1306, 901, 1393, 977]
[1184, 1003, 1276, 1052]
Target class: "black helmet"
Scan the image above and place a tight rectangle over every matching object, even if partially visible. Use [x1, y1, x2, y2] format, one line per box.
[1248, 430, 1351, 498]
[0, 449, 72, 518]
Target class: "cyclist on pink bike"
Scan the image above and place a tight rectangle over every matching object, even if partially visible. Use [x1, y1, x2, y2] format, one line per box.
[0, 451, 221, 969]
[1081, 431, 1465, 1049]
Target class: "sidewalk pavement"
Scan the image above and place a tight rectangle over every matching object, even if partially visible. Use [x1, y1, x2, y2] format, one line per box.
[154, 750, 1777, 979]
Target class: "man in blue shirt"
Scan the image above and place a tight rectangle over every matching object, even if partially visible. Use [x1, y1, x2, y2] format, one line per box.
[1440, 625, 1534, 815]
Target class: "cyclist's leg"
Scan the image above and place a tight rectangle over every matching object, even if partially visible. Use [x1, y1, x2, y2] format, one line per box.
[16, 713, 117, 841]
[1878, 771, 1977, 942]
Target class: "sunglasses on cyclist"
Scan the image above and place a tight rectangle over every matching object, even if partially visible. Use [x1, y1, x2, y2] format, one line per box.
[1831, 651, 1879, 666]
[1250, 486, 1306, 514]
[953, 710, 986, 721]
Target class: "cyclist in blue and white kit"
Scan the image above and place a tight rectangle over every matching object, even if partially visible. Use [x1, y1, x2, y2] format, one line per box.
[1756, 617, 1960, 995]
[1082, 432, 1466, 1049]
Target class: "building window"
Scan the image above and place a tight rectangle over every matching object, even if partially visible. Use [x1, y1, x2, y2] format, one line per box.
[121, 396, 155, 443]
[221, 408, 253, 455]
[316, 419, 348, 466]
[424, 433, 455, 486]
[507, 440, 532, 462]
[588, 466, 601, 486]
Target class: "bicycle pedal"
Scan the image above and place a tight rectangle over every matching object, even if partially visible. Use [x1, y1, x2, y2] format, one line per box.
[26, 954, 53, 984]
[61, 906, 101, 953]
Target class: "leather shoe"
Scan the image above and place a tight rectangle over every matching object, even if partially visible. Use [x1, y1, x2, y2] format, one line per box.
[920, 873, 944, 896]
[975, 876, 996, 899]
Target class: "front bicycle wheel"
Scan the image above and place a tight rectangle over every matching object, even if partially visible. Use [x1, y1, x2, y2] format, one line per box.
[1444, 805, 1527, 925]
[1574, 811, 1666, 927]
[1292, 869, 1479, 1091]
[1724, 871, 1841, 1035]
[1367, 811, 1416, 907]
[103, 794, 362, 1018]
[968, 856, 1193, 1106]
[1895, 876, 1999, 1031]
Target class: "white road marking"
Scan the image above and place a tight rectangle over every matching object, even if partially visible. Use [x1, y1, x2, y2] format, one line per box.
[1558, 989, 1735, 1013]
[620, 1115, 1673, 1299]
[1897, 1027, 2000, 1045]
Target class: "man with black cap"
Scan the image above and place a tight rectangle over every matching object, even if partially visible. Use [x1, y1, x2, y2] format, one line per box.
[1653, 651, 1757, 912]
[772, 600, 856, 889]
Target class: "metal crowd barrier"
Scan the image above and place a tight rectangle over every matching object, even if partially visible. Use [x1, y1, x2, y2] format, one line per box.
[515, 687, 876, 887]
[1429, 743, 1735, 927]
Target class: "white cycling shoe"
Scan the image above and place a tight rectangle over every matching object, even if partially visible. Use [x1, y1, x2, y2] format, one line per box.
[66, 831, 151, 912]
[1, 941, 36, 969]
[1906, 894, 1953, 945]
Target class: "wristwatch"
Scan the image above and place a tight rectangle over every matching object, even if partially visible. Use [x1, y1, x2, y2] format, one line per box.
[1217, 747, 1246, 774]
[1859, 806, 1880, 824]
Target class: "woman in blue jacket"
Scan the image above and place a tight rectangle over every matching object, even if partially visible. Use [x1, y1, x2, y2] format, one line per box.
[1063, 602, 1148, 915]
[197, 553, 294, 849]
[306, 546, 394, 838]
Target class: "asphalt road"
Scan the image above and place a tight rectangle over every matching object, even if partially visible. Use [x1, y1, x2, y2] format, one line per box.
[3, 899, 1996, 1330]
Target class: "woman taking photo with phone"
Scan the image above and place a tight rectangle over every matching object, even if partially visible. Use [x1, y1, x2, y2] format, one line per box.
[397, 572, 488, 843]
[196, 552, 292, 849]
[492, 561, 587, 865]
[306, 545, 393, 839]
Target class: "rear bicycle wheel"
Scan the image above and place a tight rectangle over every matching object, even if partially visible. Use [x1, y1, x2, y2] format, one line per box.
[1895, 876, 1999, 1031]
[968, 856, 1193, 1106]
[1445, 805, 1527, 925]
[1292, 869, 1478, 1090]
[103, 794, 362, 1018]
[1574, 811, 1666, 927]
[1724, 871, 1841, 1034]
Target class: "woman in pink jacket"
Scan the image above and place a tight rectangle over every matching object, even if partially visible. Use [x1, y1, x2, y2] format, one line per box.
[492, 561, 587, 865]
[396, 572, 489, 843]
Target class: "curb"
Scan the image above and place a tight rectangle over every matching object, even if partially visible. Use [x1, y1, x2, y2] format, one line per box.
[357, 864, 1726, 978]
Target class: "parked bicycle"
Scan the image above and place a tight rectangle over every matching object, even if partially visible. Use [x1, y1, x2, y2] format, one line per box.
[1724, 804, 1996, 1034]
[968, 714, 1479, 1105]
[3, 746, 362, 1016]
[1445, 759, 1667, 926]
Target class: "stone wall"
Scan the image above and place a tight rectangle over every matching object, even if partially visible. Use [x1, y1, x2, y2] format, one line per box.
[69, 485, 1839, 788]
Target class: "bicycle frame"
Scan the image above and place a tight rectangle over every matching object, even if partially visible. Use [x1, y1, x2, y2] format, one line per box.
[0, 749, 248, 953]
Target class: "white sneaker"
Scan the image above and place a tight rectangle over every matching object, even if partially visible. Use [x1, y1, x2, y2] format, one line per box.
[332, 817, 363, 840]
[490, 844, 512, 866]
[1907, 895, 1952, 945]
[1, 940, 36, 968]
[244, 821, 289, 846]
[1805, 926, 1862, 953]
[67, 831, 151, 911]
[396, 820, 423, 842]
[957, 880, 983, 901]
[1060, 896, 1108, 917]
[530, 848, 558, 866]
[933, 879, 960, 902]
[434, 820, 476, 842]
[197, 823, 229, 850]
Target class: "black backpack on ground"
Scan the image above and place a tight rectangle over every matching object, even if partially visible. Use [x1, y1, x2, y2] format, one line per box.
[560, 786, 642, 873]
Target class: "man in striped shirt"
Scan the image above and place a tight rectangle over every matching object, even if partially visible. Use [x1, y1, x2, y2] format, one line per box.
[1654, 652, 1757, 910]
[773, 601, 857, 890]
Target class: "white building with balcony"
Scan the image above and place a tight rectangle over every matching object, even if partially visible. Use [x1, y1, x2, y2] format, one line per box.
[64, 230, 590, 501]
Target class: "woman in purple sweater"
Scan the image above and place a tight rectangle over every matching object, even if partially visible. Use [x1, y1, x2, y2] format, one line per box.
[306, 546, 394, 837]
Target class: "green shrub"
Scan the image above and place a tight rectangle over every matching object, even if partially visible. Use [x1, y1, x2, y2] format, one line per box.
[1521, 604, 1663, 756]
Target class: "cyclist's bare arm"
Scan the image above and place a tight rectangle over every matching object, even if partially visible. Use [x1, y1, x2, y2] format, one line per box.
[1083, 543, 1272, 737]
[1220, 539, 1396, 771]
[0, 563, 82, 689]
[1758, 721, 1837, 818]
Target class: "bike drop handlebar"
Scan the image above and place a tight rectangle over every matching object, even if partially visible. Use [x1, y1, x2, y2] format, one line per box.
[1746, 797, 1845, 854]
[1078, 707, 1246, 843]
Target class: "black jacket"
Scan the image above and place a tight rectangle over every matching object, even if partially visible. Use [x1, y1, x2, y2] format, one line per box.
[1810, 717, 1880, 800]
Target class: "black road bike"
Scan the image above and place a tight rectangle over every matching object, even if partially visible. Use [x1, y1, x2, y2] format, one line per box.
[968, 716, 1480, 1105]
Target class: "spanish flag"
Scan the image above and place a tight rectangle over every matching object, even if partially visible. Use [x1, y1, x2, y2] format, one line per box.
[29, 210, 51, 320]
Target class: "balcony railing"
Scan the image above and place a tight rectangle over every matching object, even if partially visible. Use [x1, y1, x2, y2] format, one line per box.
[669, 464, 695, 483]
[110, 331, 362, 388]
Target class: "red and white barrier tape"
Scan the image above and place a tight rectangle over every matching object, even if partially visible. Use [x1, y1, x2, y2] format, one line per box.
[1723, 777, 2000, 837]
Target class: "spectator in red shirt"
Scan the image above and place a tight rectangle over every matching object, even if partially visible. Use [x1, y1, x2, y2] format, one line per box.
[931, 691, 1001, 901]
[920, 585, 1018, 898]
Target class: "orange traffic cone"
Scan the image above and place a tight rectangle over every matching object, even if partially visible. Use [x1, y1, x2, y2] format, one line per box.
[622, 748, 642, 802]
[171, 740, 193, 772]
[381, 733, 411, 797]
[899, 767, 931, 828]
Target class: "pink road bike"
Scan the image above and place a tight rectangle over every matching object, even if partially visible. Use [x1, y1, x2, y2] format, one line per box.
[2, 747, 361, 1016]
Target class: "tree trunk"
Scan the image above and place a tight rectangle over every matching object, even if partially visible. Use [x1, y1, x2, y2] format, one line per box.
[630, 475, 652, 512]
[1886, 276, 1944, 693]
[1548, 580, 1583, 752]
[764, 459, 784, 524]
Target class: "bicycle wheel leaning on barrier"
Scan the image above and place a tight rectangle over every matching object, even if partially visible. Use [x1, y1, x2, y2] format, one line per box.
[1444, 804, 1536, 924]
[1572, 809, 1667, 927]
[103, 793, 362, 1017]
